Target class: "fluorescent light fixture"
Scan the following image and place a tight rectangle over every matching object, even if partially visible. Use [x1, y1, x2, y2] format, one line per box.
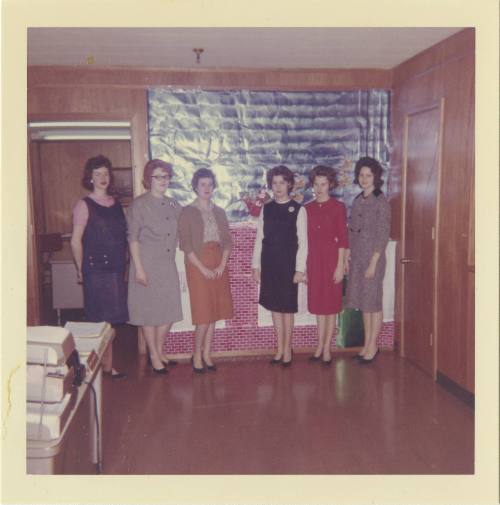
[28, 120, 132, 141]
[39, 134, 131, 140]
[29, 121, 131, 128]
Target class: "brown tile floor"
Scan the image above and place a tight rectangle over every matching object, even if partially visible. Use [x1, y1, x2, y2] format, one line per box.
[102, 325, 474, 474]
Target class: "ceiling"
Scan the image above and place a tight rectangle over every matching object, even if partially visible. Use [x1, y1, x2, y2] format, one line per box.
[27, 27, 465, 69]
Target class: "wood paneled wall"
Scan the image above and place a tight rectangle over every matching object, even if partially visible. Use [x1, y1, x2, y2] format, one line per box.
[391, 29, 475, 392]
[28, 87, 149, 198]
[31, 141, 131, 234]
[28, 66, 392, 91]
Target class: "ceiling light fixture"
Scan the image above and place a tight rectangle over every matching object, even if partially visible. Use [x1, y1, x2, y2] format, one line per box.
[192, 48, 204, 64]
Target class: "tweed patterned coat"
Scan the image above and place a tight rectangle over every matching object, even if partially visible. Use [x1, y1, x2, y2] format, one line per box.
[345, 190, 391, 312]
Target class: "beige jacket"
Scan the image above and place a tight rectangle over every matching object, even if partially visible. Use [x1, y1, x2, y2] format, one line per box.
[178, 203, 232, 256]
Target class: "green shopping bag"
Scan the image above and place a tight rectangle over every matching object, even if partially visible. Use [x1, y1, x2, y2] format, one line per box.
[337, 276, 365, 348]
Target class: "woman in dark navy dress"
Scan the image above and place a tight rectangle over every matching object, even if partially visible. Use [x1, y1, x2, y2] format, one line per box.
[71, 155, 128, 379]
[252, 165, 308, 367]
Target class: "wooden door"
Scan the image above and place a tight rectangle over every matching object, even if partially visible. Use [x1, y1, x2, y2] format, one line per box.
[27, 144, 41, 325]
[401, 102, 443, 377]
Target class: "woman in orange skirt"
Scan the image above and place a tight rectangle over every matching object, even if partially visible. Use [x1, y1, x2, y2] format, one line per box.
[178, 168, 234, 373]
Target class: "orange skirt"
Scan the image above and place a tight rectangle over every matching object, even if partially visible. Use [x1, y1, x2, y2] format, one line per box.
[185, 242, 234, 325]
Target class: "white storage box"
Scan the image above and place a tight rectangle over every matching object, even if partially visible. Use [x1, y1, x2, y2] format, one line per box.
[27, 326, 76, 366]
[27, 364, 75, 403]
[64, 321, 110, 355]
[27, 392, 76, 441]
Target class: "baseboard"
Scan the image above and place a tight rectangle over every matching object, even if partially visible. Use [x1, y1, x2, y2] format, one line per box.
[436, 371, 475, 408]
[164, 346, 394, 360]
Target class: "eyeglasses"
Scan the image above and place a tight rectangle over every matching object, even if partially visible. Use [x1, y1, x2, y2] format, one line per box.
[151, 175, 170, 181]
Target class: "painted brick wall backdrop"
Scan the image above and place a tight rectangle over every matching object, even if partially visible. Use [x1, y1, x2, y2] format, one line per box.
[164, 223, 394, 356]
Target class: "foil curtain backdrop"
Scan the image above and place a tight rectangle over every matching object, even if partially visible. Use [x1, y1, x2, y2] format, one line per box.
[148, 88, 391, 220]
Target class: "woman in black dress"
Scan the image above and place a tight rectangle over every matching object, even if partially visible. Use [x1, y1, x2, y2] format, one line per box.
[252, 165, 308, 367]
[70, 155, 128, 379]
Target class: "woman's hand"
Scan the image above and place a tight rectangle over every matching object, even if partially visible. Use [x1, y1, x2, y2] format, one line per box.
[76, 269, 83, 284]
[344, 249, 351, 275]
[252, 268, 261, 283]
[364, 264, 376, 279]
[200, 265, 216, 280]
[333, 267, 343, 284]
[213, 262, 226, 278]
[135, 267, 148, 286]
[293, 271, 305, 284]
[364, 252, 380, 279]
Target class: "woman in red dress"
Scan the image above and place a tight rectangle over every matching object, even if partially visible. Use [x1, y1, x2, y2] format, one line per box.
[305, 165, 348, 364]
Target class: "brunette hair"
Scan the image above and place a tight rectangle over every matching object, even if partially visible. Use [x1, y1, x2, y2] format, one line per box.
[266, 165, 294, 194]
[82, 155, 113, 192]
[142, 159, 173, 190]
[354, 156, 384, 189]
[191, 167, 217, 193]
[308, 165, 338, 189]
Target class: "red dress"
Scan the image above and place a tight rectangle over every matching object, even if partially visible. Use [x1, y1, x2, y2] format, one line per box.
[305, 198, 348, 315]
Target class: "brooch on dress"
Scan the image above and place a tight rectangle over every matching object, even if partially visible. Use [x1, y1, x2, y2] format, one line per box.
[169, 201, 177, 207]
[288, 206, 295, 213]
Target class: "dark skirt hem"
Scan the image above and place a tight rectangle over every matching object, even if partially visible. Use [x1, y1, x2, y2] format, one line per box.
[259, 300, 298, 314]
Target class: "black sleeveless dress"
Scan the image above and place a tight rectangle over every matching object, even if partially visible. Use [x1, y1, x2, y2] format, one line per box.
[81, 197, 129, 324]
[259, 200, 301, 313]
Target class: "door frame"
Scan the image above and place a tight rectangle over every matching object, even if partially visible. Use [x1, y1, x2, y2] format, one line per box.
[28, 112, 147, 198]
[27, 137, 42, 325]
[399, 98, 445, 380]
[26, 111, 148, 325]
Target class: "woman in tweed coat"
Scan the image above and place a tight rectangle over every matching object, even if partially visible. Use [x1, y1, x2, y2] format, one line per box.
[127, 159, 183, 374]
[345, 157, 391, 364]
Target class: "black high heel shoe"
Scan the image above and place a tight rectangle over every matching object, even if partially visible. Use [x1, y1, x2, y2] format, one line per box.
[147, 354, 168, 374]
[103, 370, 127, 380]
[152, 366, 168, 374]
[191, 356, 206, 374]
[161, 358, 178, 367]
[148, 354, 178, 367]
[202, 357, 217, 372]
[270, 355, 283, 365]
[359, 348, 380, 365]
[308, 354, 321, 362]
[351, 353, 364, 360]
